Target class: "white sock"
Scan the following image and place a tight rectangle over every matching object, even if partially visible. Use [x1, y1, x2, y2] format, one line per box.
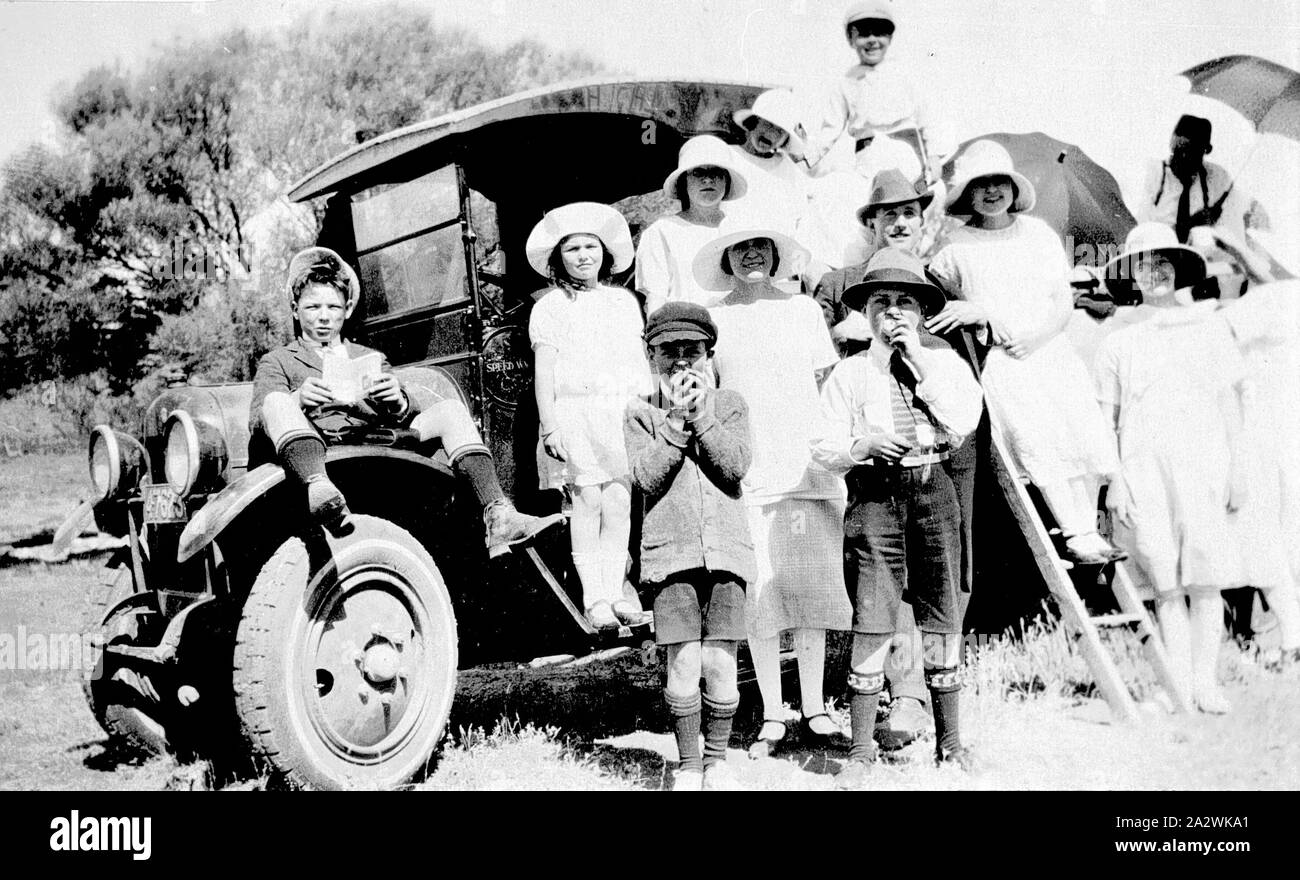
[795, 628, 827, 718]
[748, 633, 784, 722]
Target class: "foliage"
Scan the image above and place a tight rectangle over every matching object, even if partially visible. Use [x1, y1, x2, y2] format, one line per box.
[0, 3, 606, 397]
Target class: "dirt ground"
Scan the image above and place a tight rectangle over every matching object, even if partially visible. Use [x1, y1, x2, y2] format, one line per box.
[1, 453, 1297, 791]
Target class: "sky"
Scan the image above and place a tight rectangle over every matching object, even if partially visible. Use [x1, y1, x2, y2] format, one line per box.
[1, 0, 1298, 190]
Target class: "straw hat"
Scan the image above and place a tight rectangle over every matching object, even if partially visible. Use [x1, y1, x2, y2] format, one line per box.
[525, 202, 634, 278]
[691, 213, 810, 292]
[856, 168, 934, 225]
[843, 0, 896, 33]
[285, 247, 360, 303]
[945, 139, 1036, 214]
[733, 89, 807, 156]
[661, 135, 749, 202]
[841, 247, 946, 315]
[1103, 222, 1207, 299]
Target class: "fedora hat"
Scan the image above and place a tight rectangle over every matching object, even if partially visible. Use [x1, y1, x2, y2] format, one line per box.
[525, 202, 635, 278]
[1103, 222, 1207, 299]
[285, 246, 360, 303]
[661, 135, 749, 203]
[856, 168, 934, 225]
[843, 0, 896, 33]
[734, 89, 808, 156]
[945, 139, 1036, 214]
[691, 213, 811, 292]
[841, 247, 946, 315]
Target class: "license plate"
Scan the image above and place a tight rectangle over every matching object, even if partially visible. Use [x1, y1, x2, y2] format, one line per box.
[142, 484, 187, 524]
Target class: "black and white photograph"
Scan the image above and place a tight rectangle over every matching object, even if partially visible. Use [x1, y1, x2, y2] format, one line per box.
[0, 0, 1297, 813]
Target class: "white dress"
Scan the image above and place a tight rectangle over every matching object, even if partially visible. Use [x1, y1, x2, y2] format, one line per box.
[1095, 302, 1256, 591]
[710, 287, 851, 637]
[930, 216, 1119, 486]
[529, 284, 652, 488]
[634, 213, 727, 315]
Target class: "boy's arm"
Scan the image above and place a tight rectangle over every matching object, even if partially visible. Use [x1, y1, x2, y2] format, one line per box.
[624, 402, 688, 496]
[810, 361, 865, 474]
[691, 390, 751, 496]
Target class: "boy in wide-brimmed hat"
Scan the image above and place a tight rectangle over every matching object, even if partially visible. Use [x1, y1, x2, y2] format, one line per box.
[625, 302, 755, 790]
[251, 247, 559, 555]
[812, 247, 983, 784]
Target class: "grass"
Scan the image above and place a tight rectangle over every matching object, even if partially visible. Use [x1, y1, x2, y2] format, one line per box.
[2, 454, 1297, 790]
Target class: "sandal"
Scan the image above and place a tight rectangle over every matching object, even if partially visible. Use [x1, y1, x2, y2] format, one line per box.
[747, 720, 788, 760]
[584, 601, 619, 630]
[800, 713, 851, 750]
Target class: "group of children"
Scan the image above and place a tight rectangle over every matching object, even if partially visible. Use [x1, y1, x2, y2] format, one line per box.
[246, 0, 1299, 790]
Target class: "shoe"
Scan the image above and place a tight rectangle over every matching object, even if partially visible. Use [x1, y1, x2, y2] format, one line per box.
[702, 761, 744, 791]
[835, 752, 877, 790]
[584, 601, 620, 631]
[306, 476, 351, 530]
[1063, 533, 1125, 566]
[483, 500, 565, 558]
[670, 767, 703, 791]
[747, 720, 788, 759]
[611, 599, 652, 627]
[936, 744, 979, 773]
[875, 697, 930, 751]
[800, 713, 851, 750]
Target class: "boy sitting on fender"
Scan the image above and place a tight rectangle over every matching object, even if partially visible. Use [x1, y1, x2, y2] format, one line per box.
[625, 303, 754, 791]
[811, 248, 983, 786]
[251, 246, 559, 555]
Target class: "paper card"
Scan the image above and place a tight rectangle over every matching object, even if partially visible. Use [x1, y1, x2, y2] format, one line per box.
[321, 351, 384, 405]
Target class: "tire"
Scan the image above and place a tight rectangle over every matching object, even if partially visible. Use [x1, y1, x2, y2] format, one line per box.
[232, 515, 458, 790]
[80, 564, 170, 756]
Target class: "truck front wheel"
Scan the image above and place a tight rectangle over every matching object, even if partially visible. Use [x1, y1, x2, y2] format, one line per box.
[232, 515, 458, 790]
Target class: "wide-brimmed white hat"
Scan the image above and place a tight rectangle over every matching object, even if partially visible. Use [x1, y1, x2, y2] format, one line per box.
[525, 202, 634, 278]
[691, 213, 811, 292]
[285, 246, 360, 303]
[733, 89, 807, 156]
[661, 135, 749, 203]
[945, 139, 1036, 214]
[1103, 222, 1207, 298]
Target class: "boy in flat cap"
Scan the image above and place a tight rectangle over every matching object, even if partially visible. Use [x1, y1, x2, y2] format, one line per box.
[625, 302, 754, 791]
[811, 248, 983, 786]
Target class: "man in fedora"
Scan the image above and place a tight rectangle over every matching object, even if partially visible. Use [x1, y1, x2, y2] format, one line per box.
[1139, 114, 1254, 245]
[812, 248, 983, 784]
[811, 167, 932, 354]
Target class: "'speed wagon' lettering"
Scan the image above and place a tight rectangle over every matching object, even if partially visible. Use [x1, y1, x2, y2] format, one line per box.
[49, 811, 151, 861]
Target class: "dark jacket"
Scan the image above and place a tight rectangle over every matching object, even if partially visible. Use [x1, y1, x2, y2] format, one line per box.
[249, 338, 414, 439]
[624, 389, 756, 586]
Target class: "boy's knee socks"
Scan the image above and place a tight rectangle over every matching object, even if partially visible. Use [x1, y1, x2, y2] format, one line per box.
[665, 690, 703, 772]
[847, 670, 885, 762]
[701, 693, 738, 769]
[279, 434, 327, 485]
[452, 451, 506, 510]
[925, 666, 963, 755]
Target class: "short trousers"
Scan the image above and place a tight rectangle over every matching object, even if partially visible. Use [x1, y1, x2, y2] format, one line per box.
[650, 569, 747, 646]
[845, 464, 963, 636]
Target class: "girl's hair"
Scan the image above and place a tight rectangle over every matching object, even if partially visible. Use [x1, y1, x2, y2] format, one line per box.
[290, 264, 353, 304]
[547, 233, 615, 293]
[719, 237, 781, 278]
[676, 168, 733, 209]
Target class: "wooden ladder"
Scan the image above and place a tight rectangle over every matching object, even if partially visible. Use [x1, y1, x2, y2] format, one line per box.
[988, 432, 1191, 721]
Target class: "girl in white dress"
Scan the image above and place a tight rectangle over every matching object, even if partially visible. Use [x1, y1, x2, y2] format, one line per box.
[928, 140, 1122, 565]
[529, 203, 653, 629]
[695, 217, 854, 755]
[635, 135, 749, 316]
